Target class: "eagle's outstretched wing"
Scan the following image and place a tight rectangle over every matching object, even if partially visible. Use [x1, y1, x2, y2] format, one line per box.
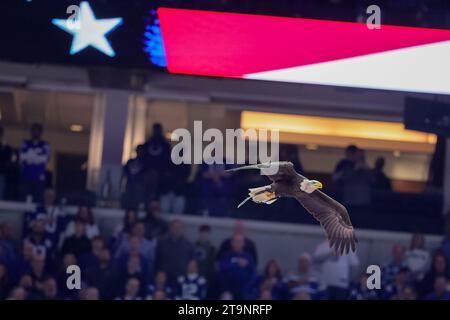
[226, 161, 298, 182]
[295, 189, 357, 255]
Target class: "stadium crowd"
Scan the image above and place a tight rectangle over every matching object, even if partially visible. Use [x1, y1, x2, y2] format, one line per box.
[1, 200, 450, 300]
[0, 122, 449, 300]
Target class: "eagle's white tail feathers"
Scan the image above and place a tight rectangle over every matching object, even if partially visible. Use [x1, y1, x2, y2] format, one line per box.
[235, 185, 277, 208]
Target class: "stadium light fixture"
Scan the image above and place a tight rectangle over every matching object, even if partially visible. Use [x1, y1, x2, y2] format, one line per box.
[241, 111, 436, 153]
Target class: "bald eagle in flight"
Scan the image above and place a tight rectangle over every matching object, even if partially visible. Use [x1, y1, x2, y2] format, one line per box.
[227, 161, 357, 255]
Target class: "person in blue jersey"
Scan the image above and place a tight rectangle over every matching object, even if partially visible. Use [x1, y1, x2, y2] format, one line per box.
[381, 244, 407, 288]
[24, 216, 55, 265]
[218, 233, 256, 300]
[348, 273, 380, 300]
[382, 266, 411, 300]
[19, 123, 50, 203]
[248, 259, 287, 300]
[217, 220, 258, 265]
[23, 189, 70, 248]
[176, 259, 207, 300]
[146, 270, 173, 300]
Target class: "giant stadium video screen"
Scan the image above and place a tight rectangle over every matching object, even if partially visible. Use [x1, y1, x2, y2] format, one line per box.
[2, 0, 450, 95]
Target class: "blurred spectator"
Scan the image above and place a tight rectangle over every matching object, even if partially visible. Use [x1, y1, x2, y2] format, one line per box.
[292, 291, 311, 300]
[199, 162, 232, 217]
[398, 285, 417, 300]
[419, 252, 449, 298]
[194, 224, 216, 282]
[152, 289, 168, 300]
[15, 241, 34, 280]
[348, 273, 379, 300]
[404, 233, 431, 282]
[220, 291, 234, 300]
[0, 126, 13, 200]
[115, 222, 156, 266]
[155, 219, 194, 283]
[23, 189, 69, 249]
[19, 123, 50, 203]
[18, 274, 33, 296]
[78, 236, 105, 270]
[259, 288, 273, 300]
[438, 214, 450, 270]
[286, 252, 324, 300]
[63, 206, 99, 242]
[160, 161, 191, 215]
[25, 217, 54, 262]
[381, 244, 407, 288]
[143, 123, 171, 199]
[176, 259, 207, 300]
[0, 222, 16, 273]
[41, 189, 70, 247]
[382, 267, 410, 299]
[0, 263, 10, 300]
[144, 200, 169, 240]
[146, 271, 173, 300]
[113, 209, 138, 248]
[39, 277, 60, 300]
[85, 248, 115, 300]
[29, 254, 48, 296]
[121, 145, 146, 210]
[56, 253, 78, 299]
[7, 286, 27, 300]
[116, 277, 142, 300]
[116, 234, 151, 279]
[250, 259, 286, 300]
[80, 287, 99, 300]
[372, 157, 392, 191]
[217, 220, 258, 264]
[116, 253, 149, 296]
[339, 149, 373, 207]
[333, 145, 358, 183]
[218, 233, 256, 300]
[313, 240, 360, 300]
[0, 222, 15, 249]
[424, 276, 450, 300]
[61, 219, 92, 258]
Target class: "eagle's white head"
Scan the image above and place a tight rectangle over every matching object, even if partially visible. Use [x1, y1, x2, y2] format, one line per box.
[300, 179, 323, 194]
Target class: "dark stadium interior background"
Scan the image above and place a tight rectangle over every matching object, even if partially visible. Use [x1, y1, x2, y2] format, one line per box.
[1, 0, 450, 301]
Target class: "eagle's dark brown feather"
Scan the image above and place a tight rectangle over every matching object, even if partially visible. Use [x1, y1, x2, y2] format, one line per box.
[295, 190, 357, 254]
[228, 161, 357, 255]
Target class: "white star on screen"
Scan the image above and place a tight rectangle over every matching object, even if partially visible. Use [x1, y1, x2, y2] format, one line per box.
[52, 1, 123, 57]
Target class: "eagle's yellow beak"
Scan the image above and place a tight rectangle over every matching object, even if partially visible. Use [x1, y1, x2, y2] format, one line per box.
[313, 181, 323, 189]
